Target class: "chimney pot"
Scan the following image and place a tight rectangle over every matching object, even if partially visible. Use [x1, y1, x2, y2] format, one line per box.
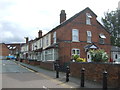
[25, 37, 29, 43]
[38, 30, 42, 38]
[60, 10, 66, 24]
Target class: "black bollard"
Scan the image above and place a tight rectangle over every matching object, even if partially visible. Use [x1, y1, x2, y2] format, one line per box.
[81, 68, 85, 87]
[103, 71, 108, 90]
[56, 64, 59, 78]
[66, 66, 70, 82]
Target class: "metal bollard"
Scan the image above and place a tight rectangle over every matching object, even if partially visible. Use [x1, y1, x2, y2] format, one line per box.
[56, 64, 59, 78]
[66, 66, 70, 82]
[103, 71, 108, 90]
[81, 68, 85, 87]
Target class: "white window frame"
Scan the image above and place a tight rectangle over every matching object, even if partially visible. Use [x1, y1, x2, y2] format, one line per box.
[86, 13, 92, 25]
[87, 31, 92, 43]
[72, 48, 80, 56]
[53, 32, 56, 44]
[46, 35, 49, 46]
[72, 29, 79, 42]
[40, 38, 42, 48]
[99, 33, 106, 44]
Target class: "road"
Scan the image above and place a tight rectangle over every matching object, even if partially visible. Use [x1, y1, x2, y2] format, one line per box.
[1, 60, 72, 89]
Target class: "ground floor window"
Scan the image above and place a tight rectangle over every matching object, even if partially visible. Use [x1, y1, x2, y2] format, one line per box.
[38, 49, 58, 61]
[72, 48, 80, 56]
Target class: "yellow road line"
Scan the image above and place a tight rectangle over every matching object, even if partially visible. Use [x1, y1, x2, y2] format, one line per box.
[14, 61, 35, 72]
[20, 65, 35, 72]
[35, 72, 74, 88]
[14, 61, 74, 88]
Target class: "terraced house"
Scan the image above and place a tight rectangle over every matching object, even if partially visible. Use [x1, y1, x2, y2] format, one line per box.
[20, 7, 111, 65]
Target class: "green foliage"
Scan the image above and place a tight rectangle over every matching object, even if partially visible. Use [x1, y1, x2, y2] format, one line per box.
[89, 49, 108, 62]
[72, 55, 79, 60]
[102, 9, 120, 47]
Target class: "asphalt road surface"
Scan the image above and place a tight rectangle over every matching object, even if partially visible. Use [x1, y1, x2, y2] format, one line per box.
[1, 60, 72, 89]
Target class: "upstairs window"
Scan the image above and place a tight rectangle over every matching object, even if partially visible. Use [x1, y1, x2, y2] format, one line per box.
[40, 39, 42, 48]
[53, 32, 56, 44]
[72, 29, 79, 42]
[86, 13, 92, 25]
[87, 31, 92, 43]
[99, 33, 106, 44]
[46, 35, 49, 46]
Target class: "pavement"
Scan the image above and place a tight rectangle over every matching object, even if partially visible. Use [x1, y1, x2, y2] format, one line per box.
[14, 60, 116, 89]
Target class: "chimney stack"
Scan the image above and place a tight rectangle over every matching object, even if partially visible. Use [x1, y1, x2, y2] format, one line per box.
[38, 30, 42, 38]
[60, 10, 66, 24]
[25, 37, 29, 43]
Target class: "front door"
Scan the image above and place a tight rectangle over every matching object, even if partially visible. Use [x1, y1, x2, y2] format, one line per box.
[87, 52, 91, 62]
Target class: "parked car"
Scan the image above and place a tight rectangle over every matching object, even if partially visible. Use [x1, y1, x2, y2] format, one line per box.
[6, 56, 16, 60]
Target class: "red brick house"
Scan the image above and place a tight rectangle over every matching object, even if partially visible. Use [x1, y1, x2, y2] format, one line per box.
[20, 7, 111, 65]
[0, 43, 9, 59]
[6, 43, 21, 57]
[0, 43, 21, 60]
[45, 7, 111, 64]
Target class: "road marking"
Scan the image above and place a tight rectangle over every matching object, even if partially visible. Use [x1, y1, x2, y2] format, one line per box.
[13, 61, 35, 72]
[19, 65, 35, 72]
[2, 64, 5, 66]
[36, 72, 74, 88]
[43, 86, 49, 90]
[13, 61, 74, 88]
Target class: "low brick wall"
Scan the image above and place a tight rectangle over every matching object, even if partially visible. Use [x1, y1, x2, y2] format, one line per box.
[22, 59, 27, 63]
[39, 61, 54, 71]
[70, 62, 120, 88]
[29, 60, 40, 66]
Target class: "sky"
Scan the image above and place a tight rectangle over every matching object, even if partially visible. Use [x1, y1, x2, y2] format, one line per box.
[0, 0, 120, 44]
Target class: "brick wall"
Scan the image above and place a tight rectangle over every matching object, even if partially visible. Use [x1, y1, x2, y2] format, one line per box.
[70, 62, 120, 88]
[29, 60, 40, 66]
[39, 61, 54, 71]
[0, 44, 9, 56]
[52, 8, 111, 63]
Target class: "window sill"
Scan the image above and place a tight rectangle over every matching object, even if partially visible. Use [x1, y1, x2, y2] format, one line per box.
[87, 42, 92, 43]
[86, 24, 91, 25]
[99, 43, 105, 45]
[72, 41, 80, 42]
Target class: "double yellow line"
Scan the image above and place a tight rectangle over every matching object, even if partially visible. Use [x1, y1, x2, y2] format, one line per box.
[14, 61, 74, 88]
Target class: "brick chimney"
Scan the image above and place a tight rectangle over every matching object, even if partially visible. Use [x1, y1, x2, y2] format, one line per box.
[38, 30, 42, 38]
[60, 10, 66, 24]
[25, 37, 29, 43]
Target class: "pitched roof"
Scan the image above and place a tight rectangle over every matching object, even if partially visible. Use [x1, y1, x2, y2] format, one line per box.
[84, 44, 99, 49]
[0, 43, 9, 50]
[34, 7, 109, 41]
[111, 46, 120, 52]
[48, 7, 97, 33]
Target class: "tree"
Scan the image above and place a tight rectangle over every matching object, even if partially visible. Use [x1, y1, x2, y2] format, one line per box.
[89, 49, 109, 62]
[102, 9, 120, 47]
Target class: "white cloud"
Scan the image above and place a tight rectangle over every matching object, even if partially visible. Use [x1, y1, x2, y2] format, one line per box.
[2, 31, 14, 38]
[0, 0, 120, 43]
